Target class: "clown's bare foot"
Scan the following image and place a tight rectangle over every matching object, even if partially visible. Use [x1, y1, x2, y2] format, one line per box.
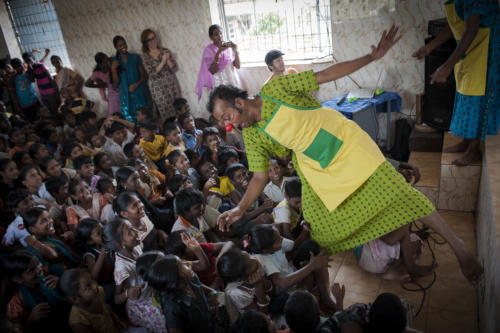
[457, 249, 483, 285]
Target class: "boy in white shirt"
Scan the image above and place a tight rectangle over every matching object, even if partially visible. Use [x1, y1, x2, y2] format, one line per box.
[2, 189, 35, 246]
[272, 177, 302, 240]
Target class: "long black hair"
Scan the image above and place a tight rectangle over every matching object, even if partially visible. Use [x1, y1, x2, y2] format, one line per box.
[112, 191, 137, 216]
[73, 218, 102, 256]
[23, 206, 47, 231]
[148, 255, 183, 303]
[136, 251, 164, 281]
[112, 35, 125, 75]
[0, 251, 35, 312]
[115, 166, 135, 192]
[58, 268, 87, 302]
[102, 218, 126, 252]
[93, 52, 108, 72]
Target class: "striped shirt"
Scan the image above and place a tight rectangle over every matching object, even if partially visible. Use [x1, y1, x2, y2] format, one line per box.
[33, 63, 56, 95]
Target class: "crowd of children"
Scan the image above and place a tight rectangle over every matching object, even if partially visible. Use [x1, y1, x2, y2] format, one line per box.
[0, 44, 425, 333]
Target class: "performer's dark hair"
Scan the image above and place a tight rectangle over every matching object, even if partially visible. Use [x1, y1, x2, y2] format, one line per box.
[207, 85, 248, 114]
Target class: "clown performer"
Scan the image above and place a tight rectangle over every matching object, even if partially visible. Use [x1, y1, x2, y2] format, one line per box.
[210, 25, 482, 284]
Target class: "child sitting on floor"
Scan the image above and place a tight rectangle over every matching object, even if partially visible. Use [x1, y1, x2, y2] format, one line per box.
[72, 218, 114, 298]
[218, 247, 270, 323]
[23, 207, 80, 275]
[124, 142, 158, 171]
[113, 191, 167, 251]
[127, 251, 167, 332]
[131, 158, 169, 206]
[2, 189, 34, 247]
[263, 158, 291, 204]
[62, 142, 83, 169]
[3, 251, 70, 332]
[167, 149, 200, 189]
[198, 160, 235, 213]
[73, 155, 100, 193]
[163, 122, 185, 157]
[66, 178, 114, 230]
[227, 163, 274, 237]
[173, 97, 190, 116]
[178, 112, 203, 154]
[273, 177, 302, 240]
[58, 268, 127, 332]
[165, 230, 232, 289]
[171, 187, 219, 243]
[232, 309, 276, 333]
[247, 224, 338, 315]
[103, 218, 143, 305]
[148, 254, 217, 333]
[138, 121, 168, 172]
[353, 224, 429, 282]
[200, 126, 222, 168]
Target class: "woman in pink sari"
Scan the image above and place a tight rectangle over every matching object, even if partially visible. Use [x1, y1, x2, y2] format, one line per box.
[196, 24, 246, 100]
[85, 52, 121, 116]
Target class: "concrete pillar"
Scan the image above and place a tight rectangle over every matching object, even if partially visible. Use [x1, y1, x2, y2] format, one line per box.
[0, 2, 21, 59]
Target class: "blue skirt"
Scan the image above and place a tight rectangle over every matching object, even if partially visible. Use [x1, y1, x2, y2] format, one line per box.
[450, 23, 500, 140]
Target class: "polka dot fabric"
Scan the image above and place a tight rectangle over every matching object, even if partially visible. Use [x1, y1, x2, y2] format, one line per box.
[243, 70, 434, 253]
[243, 70, 320, 173]
[294, 158, 435, 253]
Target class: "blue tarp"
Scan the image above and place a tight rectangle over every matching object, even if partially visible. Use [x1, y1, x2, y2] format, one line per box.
[322, 92, 402, 119]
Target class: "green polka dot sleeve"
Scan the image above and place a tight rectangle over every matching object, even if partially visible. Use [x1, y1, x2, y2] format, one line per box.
[243, 126, 290, 173]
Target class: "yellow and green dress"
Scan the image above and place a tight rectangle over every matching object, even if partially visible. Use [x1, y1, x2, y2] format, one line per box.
[445, 0, 499, 140]
[243, 70, 434, 253]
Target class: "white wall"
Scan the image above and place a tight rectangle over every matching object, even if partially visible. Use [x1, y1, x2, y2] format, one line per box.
[52, 0, 213, 118]
[51, 0, 444, 122]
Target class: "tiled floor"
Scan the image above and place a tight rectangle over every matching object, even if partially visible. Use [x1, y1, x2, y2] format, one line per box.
[408, 152, 441, 188]
[328, 210, 479, 333]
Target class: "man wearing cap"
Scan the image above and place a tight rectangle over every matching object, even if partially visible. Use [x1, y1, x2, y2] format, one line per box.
[264, 50, 298, 85]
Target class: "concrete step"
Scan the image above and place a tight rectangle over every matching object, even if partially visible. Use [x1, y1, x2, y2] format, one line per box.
[437, 132, 481, 212]
[409, 151, 442, 207]
[409, 127, 443, 152]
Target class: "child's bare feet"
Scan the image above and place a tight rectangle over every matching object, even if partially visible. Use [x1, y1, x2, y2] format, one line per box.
[408, 263, 437, 280]
[381, 263, 411, 282]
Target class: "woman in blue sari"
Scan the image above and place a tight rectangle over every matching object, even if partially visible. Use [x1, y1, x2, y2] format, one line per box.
[111, 35, 149, 123]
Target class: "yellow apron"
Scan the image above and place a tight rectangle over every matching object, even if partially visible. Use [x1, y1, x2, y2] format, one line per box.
[445, 1, 490, 96]
[256, 94, 385, 212]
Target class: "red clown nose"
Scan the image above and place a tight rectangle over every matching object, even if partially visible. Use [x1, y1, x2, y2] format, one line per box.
[225, 123, 233, 132]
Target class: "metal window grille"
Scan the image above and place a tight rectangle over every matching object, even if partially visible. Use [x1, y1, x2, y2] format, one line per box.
[220, 0, 332, 63]
[6, 0, 70, 73]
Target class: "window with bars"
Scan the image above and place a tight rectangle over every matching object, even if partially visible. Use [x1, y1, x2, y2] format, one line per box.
[6, 0, 70, 74]
[219, 0, 332, 64]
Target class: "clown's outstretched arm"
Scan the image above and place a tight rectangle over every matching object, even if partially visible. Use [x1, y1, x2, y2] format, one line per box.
[315, 24, 401, 84]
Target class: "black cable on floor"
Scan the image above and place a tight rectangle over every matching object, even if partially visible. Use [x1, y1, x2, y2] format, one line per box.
[401, 222, 445, 317]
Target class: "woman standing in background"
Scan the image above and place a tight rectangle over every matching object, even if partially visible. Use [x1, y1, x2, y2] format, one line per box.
[196, 24, 246, 100]
[141, 29, 181, 124]
[413, 0, 499, 166]
[111, 35, 148, 123]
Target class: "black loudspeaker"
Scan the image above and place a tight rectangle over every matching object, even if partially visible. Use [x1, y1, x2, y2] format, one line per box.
[423, 19, 457, 130]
